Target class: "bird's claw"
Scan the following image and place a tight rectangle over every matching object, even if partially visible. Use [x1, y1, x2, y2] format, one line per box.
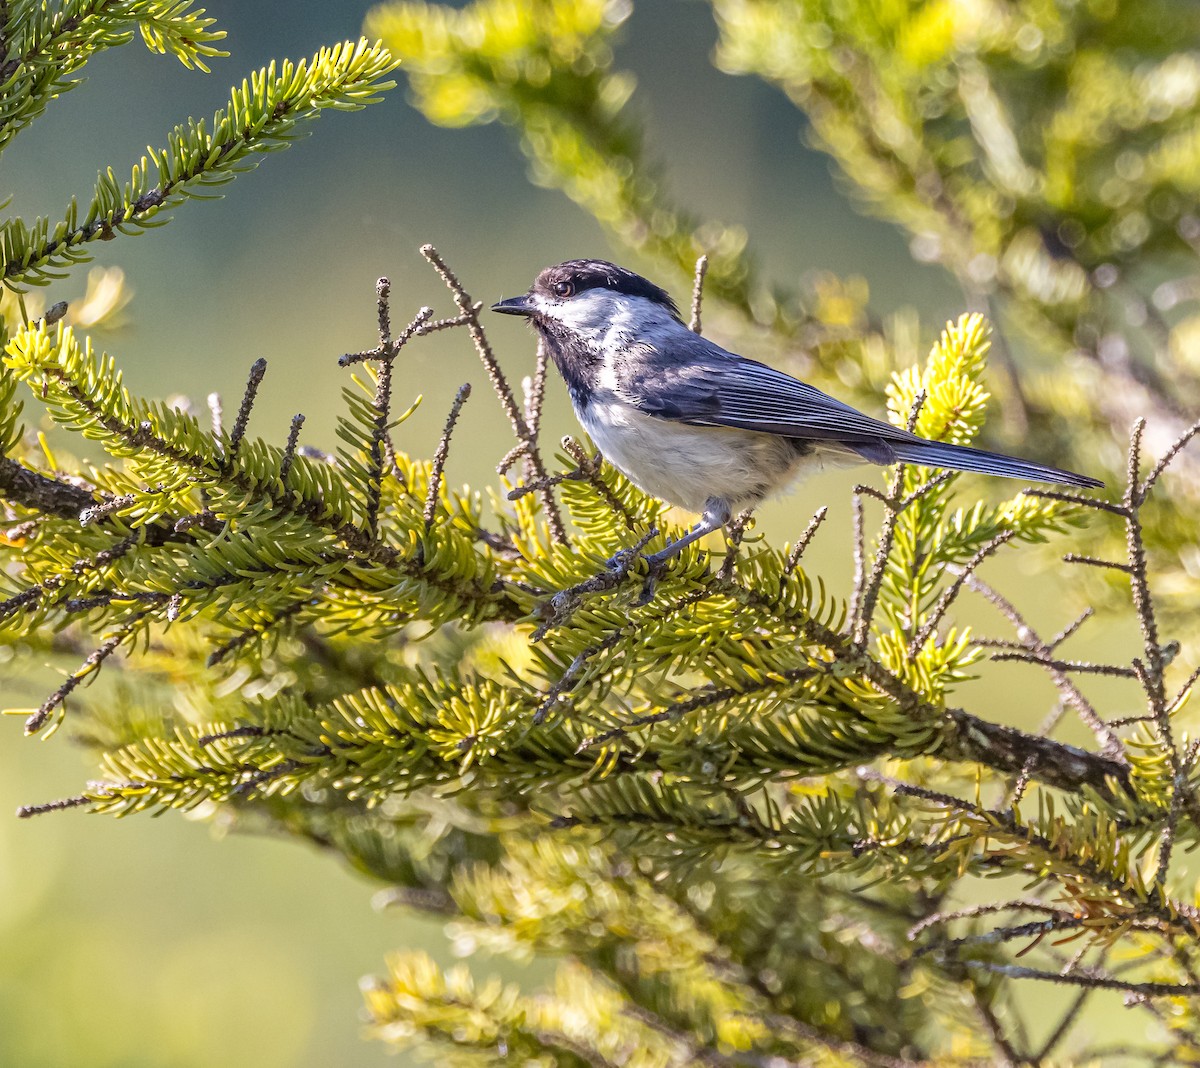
[633, 552, 670, 606]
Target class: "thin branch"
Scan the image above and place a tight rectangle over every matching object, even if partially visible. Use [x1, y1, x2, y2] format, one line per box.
[531, 527, 659, 640]
[1024, 488, 1128, 518]
[852, 393, 926, 645]
[959, 960, 1200, 997]
[689, 253, 709, 334]
[1062, 553, 1132, 574]
[1049, 608, 1094, 650]
[1033, 988, 1094, 1064]
[908, 530, 1014, 657]
[495, 441, 528, 477]
[1140, 416, 1200, 497]
[561, 437, 638, 530]
[717, 509, 753, 582]
[908, 899, 1072, 941]
[986, 652, 1138, 678]
[423, 383, 471, 530]
[279, 413, 305, 484]
[960, 573, 1126, 759]
[16, 794, 92, 818]
[848, 493, 866, 629]
[783, 506, 828, 576]
[26, 612, 147, 734]
[524, 338, 550, 443]
[223, 358, 267, 471]
[421, 244, 566, 542]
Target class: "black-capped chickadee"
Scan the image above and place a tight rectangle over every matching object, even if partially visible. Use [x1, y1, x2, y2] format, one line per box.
[492, 259, 1101, 570]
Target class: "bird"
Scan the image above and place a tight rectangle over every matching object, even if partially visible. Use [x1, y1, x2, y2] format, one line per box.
[491, 258, 1102, 574]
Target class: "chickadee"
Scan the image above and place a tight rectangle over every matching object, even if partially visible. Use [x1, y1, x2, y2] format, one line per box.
[492, 259, 1101, 569]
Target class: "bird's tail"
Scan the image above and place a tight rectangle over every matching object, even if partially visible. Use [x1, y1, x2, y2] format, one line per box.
[886, 439, 1103, 488]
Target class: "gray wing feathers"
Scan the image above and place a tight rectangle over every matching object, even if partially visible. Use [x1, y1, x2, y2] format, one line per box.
[887, 440, 1102, 487]
[625, 337, 903, 442]
[618, 334, 1102, 489]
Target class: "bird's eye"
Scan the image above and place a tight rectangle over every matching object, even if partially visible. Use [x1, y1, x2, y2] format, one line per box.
[552, 280, 574, 298]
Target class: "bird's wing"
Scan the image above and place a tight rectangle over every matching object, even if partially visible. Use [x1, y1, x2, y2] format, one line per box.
[613, 334, 1103, 487]
[617, 334, 907, 456]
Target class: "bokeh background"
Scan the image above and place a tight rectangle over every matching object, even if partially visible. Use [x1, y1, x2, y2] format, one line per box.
[1, 3, 1129, 1064]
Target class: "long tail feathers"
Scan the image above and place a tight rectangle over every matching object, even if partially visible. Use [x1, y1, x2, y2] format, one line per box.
[886, 439, 1103, 489]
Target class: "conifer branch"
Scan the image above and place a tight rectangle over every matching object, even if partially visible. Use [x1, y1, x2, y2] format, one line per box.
[0, 0, 227, 153]
[1, 39, 397, 289]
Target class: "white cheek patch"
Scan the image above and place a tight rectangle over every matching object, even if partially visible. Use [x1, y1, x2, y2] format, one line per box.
[538, 290, 676, 351]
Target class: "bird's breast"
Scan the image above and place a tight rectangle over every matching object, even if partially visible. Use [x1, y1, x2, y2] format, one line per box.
[574, 393, 812, 513]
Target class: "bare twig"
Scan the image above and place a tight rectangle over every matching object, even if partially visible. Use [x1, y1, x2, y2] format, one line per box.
[848, 493, 866, 630]
[1140, 416, 1200, 497]
[986, 652, 1138, 678]
[279, 413, 305, 484]
[958, 960, 1200, 997]
[908, 530, 1014, 657]
[561, 437, 638, 530]
[689, 253, 709, 334]
[717, 509, 754, 582]
[26, 612, 147, 733]
[1063, 552, 1132, 573]
[525, 338, 551, 443]
[224, 358, 267, 471]
[961, 573, 1127, 759]
[783, 506, 828, 576]
[16, 794, 93, 818]
[1024, 488, 1129, 518]
[495, 441, 529, 477]
[421, 244, 567, 542]
[852, 393, 928, 645]
[423, 383, 472, 530]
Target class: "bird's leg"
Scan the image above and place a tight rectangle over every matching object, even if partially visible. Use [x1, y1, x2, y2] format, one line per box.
[634, 497, 731, 604]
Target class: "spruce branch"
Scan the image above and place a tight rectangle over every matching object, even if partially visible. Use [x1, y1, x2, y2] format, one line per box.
[1, 38, 397, 289]
[0, 0, 227, 153]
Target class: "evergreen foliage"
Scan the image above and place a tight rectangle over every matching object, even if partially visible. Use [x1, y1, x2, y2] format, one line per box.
[4, 2, 1200, 1065]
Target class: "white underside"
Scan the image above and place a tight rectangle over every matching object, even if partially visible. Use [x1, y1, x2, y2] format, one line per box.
[577, 396, 827, 513]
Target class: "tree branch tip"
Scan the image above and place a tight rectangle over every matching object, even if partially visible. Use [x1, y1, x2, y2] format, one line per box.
[16, 794, 90, 818]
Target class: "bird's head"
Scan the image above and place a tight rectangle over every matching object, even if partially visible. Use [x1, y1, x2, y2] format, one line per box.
[491, 260, 681, 346]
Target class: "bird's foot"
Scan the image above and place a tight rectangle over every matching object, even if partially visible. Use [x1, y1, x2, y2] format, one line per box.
[633, 549, 672, 606]
[533, 528, 660, 638]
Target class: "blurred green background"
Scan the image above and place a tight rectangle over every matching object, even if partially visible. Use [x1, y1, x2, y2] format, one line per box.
[0, 2, 1109, 1064]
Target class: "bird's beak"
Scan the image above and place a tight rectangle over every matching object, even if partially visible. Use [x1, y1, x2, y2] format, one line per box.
[490, 294, 535, 317]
